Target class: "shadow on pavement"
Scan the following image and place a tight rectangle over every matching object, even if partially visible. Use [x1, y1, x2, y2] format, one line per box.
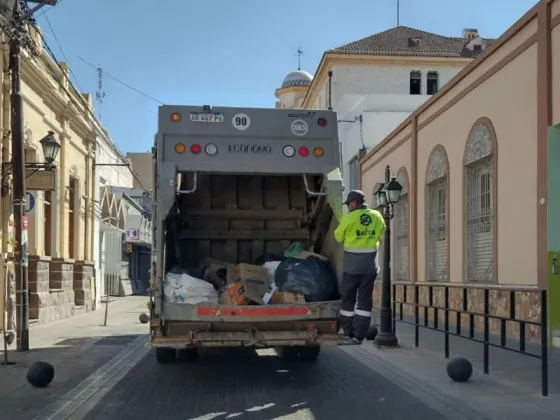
[81, 346, 450, 420]
[0, 333, 144, 420]
[393, 316, 560, 395]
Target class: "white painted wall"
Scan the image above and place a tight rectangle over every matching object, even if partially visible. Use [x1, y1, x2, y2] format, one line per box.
[92, 130, 134, 308]
[303, 63, 466, 192]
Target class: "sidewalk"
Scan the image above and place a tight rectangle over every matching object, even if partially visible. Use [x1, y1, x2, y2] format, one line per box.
[342, 314, 560, 420]
[0, 296, 149, 420]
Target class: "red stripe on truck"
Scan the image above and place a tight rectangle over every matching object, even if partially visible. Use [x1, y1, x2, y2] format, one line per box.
[197, 306, 312, 317]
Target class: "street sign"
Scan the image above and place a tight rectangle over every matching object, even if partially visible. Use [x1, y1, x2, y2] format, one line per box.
[126, 228, 139, 241]
[25, 191, 36, 214]
[26, 168, 55, 191]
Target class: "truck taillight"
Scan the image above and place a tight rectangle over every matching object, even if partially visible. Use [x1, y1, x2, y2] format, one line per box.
[283, 145, 295, 157]
[174, 143, 186, 154]
[317, 117, 327, 127]
[298, 147, 309, 157]
[205, 143, 218, 155]
[190, 144, 202, 154]
[313, 147, 324, 157]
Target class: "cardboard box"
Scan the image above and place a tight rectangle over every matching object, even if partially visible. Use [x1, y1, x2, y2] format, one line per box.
[204, 258, 236, 288]
[237, 264, 270, 305]
[217, 263, 270, 305]
[268, 290, 306, 305]
[226, 264, 240, 285]
[219, 282, 251, 305]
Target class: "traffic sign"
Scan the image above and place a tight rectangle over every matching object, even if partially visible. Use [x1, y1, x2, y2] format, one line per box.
[26, 191, 36, 214]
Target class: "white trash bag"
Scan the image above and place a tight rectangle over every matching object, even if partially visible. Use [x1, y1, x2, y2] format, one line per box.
[163, 272, 218, 305]
[262, 261, 282, 290]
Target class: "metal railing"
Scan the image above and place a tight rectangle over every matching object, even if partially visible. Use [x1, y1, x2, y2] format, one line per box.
[392, 282, 548, 397]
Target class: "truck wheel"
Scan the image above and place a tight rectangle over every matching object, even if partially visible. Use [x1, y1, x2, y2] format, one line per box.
[277, 346, 300, 360]
[299, 346, 321, 362]
[155, 348, 176, 364]
[177, 348, 199, 362]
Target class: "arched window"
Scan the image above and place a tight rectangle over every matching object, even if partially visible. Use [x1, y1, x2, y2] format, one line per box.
[464, 120, 496, 282]
[394, 168, 409, 281]
[426, 147, 449, 281]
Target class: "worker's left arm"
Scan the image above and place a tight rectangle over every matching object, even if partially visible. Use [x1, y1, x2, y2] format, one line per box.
[334, 214, 350, 243]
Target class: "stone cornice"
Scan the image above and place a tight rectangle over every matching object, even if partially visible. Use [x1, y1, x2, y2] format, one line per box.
[20, 48, 94, 139]
[13, 41, 125, 163]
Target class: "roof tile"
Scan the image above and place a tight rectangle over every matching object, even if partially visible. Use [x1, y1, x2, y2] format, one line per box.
[328, 26, 495, 58]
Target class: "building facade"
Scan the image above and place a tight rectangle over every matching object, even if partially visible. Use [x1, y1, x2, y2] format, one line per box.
[126, 152, 153, 192]
[276, 27, 493, 192]
[0, 27, 97, 324]
[92, 130, 133, 307]
[0, 23, 137, 327]
[108, 186, 152, 296]
[359, 0, 560, 346]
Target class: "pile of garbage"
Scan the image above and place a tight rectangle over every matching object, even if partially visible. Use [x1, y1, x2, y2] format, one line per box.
[163, 243, 338, 306]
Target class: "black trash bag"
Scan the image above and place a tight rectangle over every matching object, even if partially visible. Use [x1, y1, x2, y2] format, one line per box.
[254, 253, 285, 266]
[274, 257, 338, 303]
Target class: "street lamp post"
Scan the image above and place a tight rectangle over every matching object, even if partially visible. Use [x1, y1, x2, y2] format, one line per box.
[372, 165, 403, 348]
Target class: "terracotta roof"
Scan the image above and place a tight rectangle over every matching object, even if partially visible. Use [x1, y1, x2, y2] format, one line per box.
[327, 26, 495, 58]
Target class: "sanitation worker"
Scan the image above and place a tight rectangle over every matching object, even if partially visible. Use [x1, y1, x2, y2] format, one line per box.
[334, 189, 386, 345]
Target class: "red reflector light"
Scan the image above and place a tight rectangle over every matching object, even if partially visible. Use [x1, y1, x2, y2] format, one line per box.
[317, 117, 327, 127]
[298, 147, 309, 157]
[197, 306, 311, 317]
[190, 144, 202, 154]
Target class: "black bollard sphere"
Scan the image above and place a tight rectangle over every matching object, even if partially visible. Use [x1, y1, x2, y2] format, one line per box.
[27, 361, 55, 388]
[446, 357, 473, 382]
[365, 325, 378, 341]
[139, 312, 150, 324]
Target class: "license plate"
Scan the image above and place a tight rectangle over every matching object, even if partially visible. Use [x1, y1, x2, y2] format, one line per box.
[189, 112, 224, 123]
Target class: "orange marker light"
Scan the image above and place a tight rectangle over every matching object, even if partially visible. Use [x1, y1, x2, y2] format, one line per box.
[313, 147, 324, 157]
[170, 112, 181, 122]
[174, 143, 186, 154]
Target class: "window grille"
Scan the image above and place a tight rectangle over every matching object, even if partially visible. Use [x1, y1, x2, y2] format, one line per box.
[426, 149, 448, 281]
[465, 123, 495, 282]
[393, 170, 409, 281]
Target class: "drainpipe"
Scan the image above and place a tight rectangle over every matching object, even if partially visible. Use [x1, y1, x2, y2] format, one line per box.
[90, 157, 95, 261]
[327, 71, 333, 110]
[83, 145, 90, 260]
[1, 50, 10, 254]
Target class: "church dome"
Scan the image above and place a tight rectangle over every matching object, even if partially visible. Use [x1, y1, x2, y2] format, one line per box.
[281, 70, 313, 88]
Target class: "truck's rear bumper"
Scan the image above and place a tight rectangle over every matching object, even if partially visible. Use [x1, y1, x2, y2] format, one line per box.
[148, 329, 341, 348]
[161, 300, 341, 322]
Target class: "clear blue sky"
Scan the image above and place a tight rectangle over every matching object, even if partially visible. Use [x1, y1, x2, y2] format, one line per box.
[35, 0, 538, 154]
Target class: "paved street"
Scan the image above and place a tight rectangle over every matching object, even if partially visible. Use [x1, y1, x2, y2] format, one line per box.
[1, 298, 558, 420]
[70, 345, 451, 420]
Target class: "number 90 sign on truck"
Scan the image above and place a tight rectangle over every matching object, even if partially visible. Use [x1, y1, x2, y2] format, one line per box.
[149, 104, 345, 363]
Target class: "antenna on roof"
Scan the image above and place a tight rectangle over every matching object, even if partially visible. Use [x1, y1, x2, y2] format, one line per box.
[397, 0, 400, 26]
[296, 46, 304, 70]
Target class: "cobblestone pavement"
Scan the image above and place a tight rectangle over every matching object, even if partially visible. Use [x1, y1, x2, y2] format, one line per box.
[68, 345, 455, 420]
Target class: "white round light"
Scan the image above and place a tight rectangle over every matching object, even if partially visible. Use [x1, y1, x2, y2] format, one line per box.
[205, 143, 218, 155]
[283, 145, 295, 157]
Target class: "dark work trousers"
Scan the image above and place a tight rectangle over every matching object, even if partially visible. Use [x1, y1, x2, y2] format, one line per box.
[339, 273, 376, 340]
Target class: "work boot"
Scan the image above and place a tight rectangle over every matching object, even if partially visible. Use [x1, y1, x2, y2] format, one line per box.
[338, 336, 354, 345]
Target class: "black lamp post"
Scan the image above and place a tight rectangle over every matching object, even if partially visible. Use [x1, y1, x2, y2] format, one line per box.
[1, 131, 61, 197]
[372, 165, 403, 348]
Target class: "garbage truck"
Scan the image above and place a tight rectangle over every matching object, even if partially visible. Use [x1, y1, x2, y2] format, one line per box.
[148, 104, 345, 363]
